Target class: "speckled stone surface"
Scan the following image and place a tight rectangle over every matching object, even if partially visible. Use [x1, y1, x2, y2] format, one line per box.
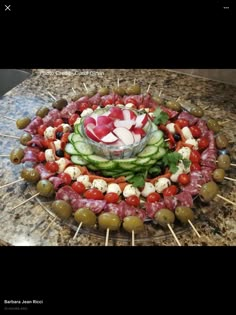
[0, 69, 236, 246]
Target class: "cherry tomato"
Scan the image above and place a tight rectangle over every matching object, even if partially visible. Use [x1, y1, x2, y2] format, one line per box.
[190, 150, 201, 163]
[190, 162, 201, 171]
[41, 139, 50, 148]
[58, 173, 72, 185]
[189, 126, 202, 138]
[162, 185, 178, 196]
[115, 100, 124, 105]
[45, 161, 59, 173]
[84, 188, 104, 200]
[72, 181, 86, 194]
[37, 151, 46, 162]
[68, 114, 79, 126]
[54, 118, 64, 127]
[178, 174, 190, 185]
[104, 192, 119, 203]
[147, 192, 161, 203]
[61, 132, 70, 150]
[125, 195, 140, 207]
[138, 104, 146, 110]
[37, 124, 47, 136]
[64, 153, 71, 160]
[175, 119, 189, 128]
[55, 125, 63, 133]
[78, 102, 89, 112]
[125, 98, 137, 106]
[198, 137, 209, 150]
[103, 99, 113, 106]
[91, 104, 98, 111]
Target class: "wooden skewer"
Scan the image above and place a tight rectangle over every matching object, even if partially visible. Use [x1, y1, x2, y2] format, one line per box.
[0, 178, 24, 189]
[219, 120, 231, 126]
[48, 91, 57, 101]
[230, 163, 236, 167]
[83, 83, 88, 92]
[72, 87, 76, 94]
[3, 116, 16, 122]
[146, 84, 151, 94]
[217, 194, 236, 206]
[167, 224, 181, 246]
[40, 216, 57, 237]
[224, 177, 236, 182]
[228, 140, 234, 144]
[176, 97, 181, 102]
[0, 155, 9, 157]
[164, 138, 170, 142]
[117, 78, 120, 87]
[105, 228, 109, 246]
[73, 221, 83, 240]
[0, 192, 40, 221]
[159, 89, 163, 97]
[132, 230, 135, 246]
[188, 220, 201, 238]
[0, 133, 20, 139]
[203, 106, 209, 110]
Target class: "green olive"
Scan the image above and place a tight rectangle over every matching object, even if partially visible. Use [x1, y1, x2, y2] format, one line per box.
[71, 93, 83, 102]
[199, 181, 219, 202]
[86, 87, 97, 97]
[74, 207, 96, 226]
[216, 134, 229, 149]
[126, 84, 141, 95]
[175, 207, 194, 224]
[36, 180, 55, 197]
[16, 117, 31, 129]
[10, 148, 24, 164]
[52, 99, 68, 110]
[123, 216, 144, 234]
[165, 100, 181, 112]
[207, 118, 221, 133]
[20, 168, 40, 183]
[212, 168, 225, 182]
[52, 200, 72, 220]
[36, 106, 50, 118]
[98, 213, 121, 231]
[189, 106, 204, 118]
[20, 133, 32, 145]
[98, 87, 109, 96]
[154, 209, 175, 227]
[217, 154, 231, 170]
[152, 96, 164, 105]
[112, 87, 126, 96]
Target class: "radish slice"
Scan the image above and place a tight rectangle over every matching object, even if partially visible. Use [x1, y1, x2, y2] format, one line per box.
[114, 119, 135, 130]
[84, 116, 96, 127]
[113, 127, 135, 145]
[101, 132, 118, 143]
[135, 113, 148, 128]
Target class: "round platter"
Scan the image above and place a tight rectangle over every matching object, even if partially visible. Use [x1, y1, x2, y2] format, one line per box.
[0, 69, 236, 246]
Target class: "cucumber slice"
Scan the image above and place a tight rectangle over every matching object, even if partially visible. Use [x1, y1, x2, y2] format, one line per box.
[151, 122, 158, 132]
[71, 155, 88, 165]
[87, 155, 110, 163]
[135, 157, 151, 165]
[115, 158, 137, 164]
[97, 161, 117, 170]
[68, 133, 74, 143]
[65, 143, 79, 155]
[87, 164, 100, 171]
[151, 147, 166, 160]
[72, 133, 83, 143]
[137, 145, 158, 158]
[118, 163, 137, 170]
[74, 141, 93, 155]
[154, 139, 164, 147]
[146, 159, 157, 166]
[147, 130, 163, 145]
[75, 123, 83, 135]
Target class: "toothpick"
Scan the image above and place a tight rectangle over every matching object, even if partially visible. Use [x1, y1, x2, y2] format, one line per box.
[0, 133, 20, 139]
[0, 178, 24, 189]
[105, 228, 109, 246]
[117, 78, 120, 87]
[159, 89, 163, 97]
[230, 163, 236, 167]
[132, 230, 135, 246]
[176, 97, 181, 102]
[164, 138, 170, 142]
[3, 116, 16, 122]
[146, 84, 151, 94]
[0, 155, 9, 157]
[83, 83, 88, 92]
[72, 87, 76, 94]
[188, 220, 201, 238]
[203, 106, 209, 110]
[217, 194, 236, 206]
[40, 216, 57, 237]
[224, 177, 236, 182]
[218, 120, 231, 126]
[167, 224, 181, 246]
[0, 192, 40, 221]
[73, 221, 83, 240]
[48, 91, 57, 101]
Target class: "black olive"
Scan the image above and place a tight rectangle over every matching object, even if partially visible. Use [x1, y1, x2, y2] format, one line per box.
[174, 134, 181, 141]
[56, 149, 64, 157]
[56, 132, 63, 139]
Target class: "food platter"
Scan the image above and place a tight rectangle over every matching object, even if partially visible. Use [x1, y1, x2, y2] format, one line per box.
[0, 69, 236, 246]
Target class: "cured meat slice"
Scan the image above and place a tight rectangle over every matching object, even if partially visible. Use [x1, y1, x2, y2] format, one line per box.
[60, 102, 78, 119]
[196, 119, 208, 136]
[56, 185, 81, 207]
[26, 134, 45, 148]
[160, 106, 178, 119]
[89, 93, 101, 105]
[175, 192, 193, 208]
[43, 109, 61, 126]
[123, 95, 143, 106]
[24, 117, 43, 135]
[164, 196, 178, 210]
[145, 201, 166, 218]
[35, 163, 55, 179]
[49, 176, 65, 190]
[21, 147, 40, 163]
[178, 112, 199, 126]
[104, 202, 125, 219]
[72, 199, 106, 213]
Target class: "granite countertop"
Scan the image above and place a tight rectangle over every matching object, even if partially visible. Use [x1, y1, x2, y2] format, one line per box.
[0, 69, 236, 246]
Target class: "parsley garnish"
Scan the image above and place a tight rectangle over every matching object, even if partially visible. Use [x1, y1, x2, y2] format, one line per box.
[182, 158, 191, 169]
[162, 152, 182, 174]
[127, 174, 146, 188]
[153, 108, 169, 125]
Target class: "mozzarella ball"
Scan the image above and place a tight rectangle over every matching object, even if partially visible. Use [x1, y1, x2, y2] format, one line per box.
[107, 183, 122, 195]
[141, 182, 155, 197]
[54, 140, 61, 151]
[64, 166, 81, 180]
[61, 124, 72, 133]
[44, 126, 56, 139]
[123, 184, 141, 198]
[177, 147, 191, 160]
[91, 179, 108, 193]
[77, 175, 91, 189]
[170, 163, 185, 182]
[45, 149, 55, 162]
[55, 158, 69, 173]
[154, 178, 171, 193]
[182, 127, 193, 140]
[186, 138, 198, 150]
[166, 123, 176, 134]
